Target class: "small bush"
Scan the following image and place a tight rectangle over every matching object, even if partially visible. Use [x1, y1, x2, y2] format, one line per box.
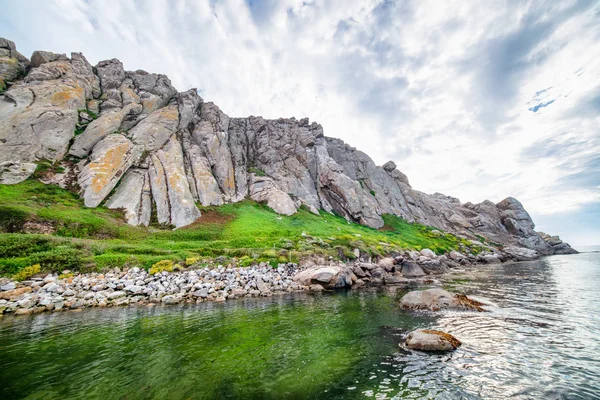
[370, 190, 376, 197]
[12, 264, 41, 281]
[149, 259, 174, 275]
[28, 248, 86, 271]
[185, 257, 200, 266]
[248, 167, 266, 177]
[0, 206, 29, 233]
[0, 235, 53, 258]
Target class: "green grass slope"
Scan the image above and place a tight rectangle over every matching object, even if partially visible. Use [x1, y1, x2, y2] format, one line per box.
[0, 180, 482, 277]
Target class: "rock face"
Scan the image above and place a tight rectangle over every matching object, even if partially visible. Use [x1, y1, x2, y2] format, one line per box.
[404, 329, 462, 352]
[400, 288, 485, 312]
[0, 37, 575, 254]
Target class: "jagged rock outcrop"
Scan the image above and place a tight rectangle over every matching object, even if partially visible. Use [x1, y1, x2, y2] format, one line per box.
[537, 232, 578, 255]
[0, 39, 576, 256]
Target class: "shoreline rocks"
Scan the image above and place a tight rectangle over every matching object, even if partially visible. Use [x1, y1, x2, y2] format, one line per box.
[0, 245, 566, 317]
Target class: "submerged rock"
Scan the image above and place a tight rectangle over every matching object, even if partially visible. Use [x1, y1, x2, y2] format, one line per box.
[404, 329, 462, 352]
[400, 288, 485, 312]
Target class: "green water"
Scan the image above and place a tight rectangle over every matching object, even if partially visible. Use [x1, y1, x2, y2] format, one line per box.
[0, 289, 431, 399]
[2, 251, 600, 399]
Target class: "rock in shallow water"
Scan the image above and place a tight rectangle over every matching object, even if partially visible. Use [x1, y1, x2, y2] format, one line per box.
[404, 329, 462, 352]
[400, 288, 485, 312]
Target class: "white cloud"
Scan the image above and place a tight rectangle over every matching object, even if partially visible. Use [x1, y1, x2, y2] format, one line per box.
[2, 0, 599, 242]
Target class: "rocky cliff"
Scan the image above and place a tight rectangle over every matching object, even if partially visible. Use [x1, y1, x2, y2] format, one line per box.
[0, 39, 575, 257]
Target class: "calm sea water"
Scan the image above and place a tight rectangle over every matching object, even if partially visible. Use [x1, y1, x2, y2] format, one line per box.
[1, 249, 599, 400]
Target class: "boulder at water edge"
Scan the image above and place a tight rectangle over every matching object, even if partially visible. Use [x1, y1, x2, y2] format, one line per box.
[293, 266, 357, 290]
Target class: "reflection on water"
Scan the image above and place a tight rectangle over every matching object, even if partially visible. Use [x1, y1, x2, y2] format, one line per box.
[1, 251, 599, 399]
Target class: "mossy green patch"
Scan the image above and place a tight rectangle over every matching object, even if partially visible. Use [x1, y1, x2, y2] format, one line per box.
[0, 181, 483, 276]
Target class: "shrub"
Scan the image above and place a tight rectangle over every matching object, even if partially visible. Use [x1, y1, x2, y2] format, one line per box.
[28, 248, 86, 271]
[0, 235, 53, 258]
[12, 264, 41, 281]
[185, 257, 200, 266]
[0, 206, 29, 233]
[149, 259, 174, 275]
[248, 167, 266, 177]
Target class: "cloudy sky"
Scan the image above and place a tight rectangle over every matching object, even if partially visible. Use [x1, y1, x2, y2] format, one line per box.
[2, 0, 599, 246]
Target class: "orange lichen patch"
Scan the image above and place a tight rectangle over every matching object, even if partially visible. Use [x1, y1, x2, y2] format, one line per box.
[51, 62, 71, 75]
[422, 330, 462, 348]
[51, 85, 85, 108]
[121, 87, 140, 103]
[89, 143, 131, 194]
[454, 293, 486, 312]
[160, 105, 178, 119]
[224, 169, 235, 189]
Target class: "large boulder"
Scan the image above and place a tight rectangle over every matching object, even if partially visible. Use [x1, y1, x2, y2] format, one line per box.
[502, 246, 539, 261]
[69, 103, 142, 158]
[404, 329, 462, 352]
[400, 261, 426, 278]
[400, 288, 485, 311]
[248, 173, 297, 215]
[0, 38, 29, 88]
[30, 51, 68, 68]
[293, 266, 357, 289]
[128, 104, 179, 152]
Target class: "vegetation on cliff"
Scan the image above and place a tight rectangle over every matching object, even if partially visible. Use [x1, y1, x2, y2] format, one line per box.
[0, 180, 482, 277]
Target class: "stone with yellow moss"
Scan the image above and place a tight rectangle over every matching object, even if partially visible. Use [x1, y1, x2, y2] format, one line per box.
[404, 329, 462, 352]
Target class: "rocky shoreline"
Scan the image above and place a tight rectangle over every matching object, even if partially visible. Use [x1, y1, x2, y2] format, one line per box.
[0, 246, 552, 317]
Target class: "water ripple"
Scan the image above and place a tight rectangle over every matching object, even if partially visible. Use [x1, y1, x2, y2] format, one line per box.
[1, 253, 600, 399]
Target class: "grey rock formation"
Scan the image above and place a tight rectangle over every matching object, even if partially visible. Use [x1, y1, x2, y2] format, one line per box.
[537, 231, 577, 254]
[78, 134, 142, 207]
[69, 103, 142, 158]
[105, 168, 151, 226]
[30, 51, 68, 68]
[400, 261, 426, 278]
[248, 174, 297, 215]
[293, 266, 357, 289]
[0, 38, 575, 252]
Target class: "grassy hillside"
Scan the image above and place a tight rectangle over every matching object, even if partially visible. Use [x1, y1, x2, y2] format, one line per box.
[0, 180, 481, 277]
